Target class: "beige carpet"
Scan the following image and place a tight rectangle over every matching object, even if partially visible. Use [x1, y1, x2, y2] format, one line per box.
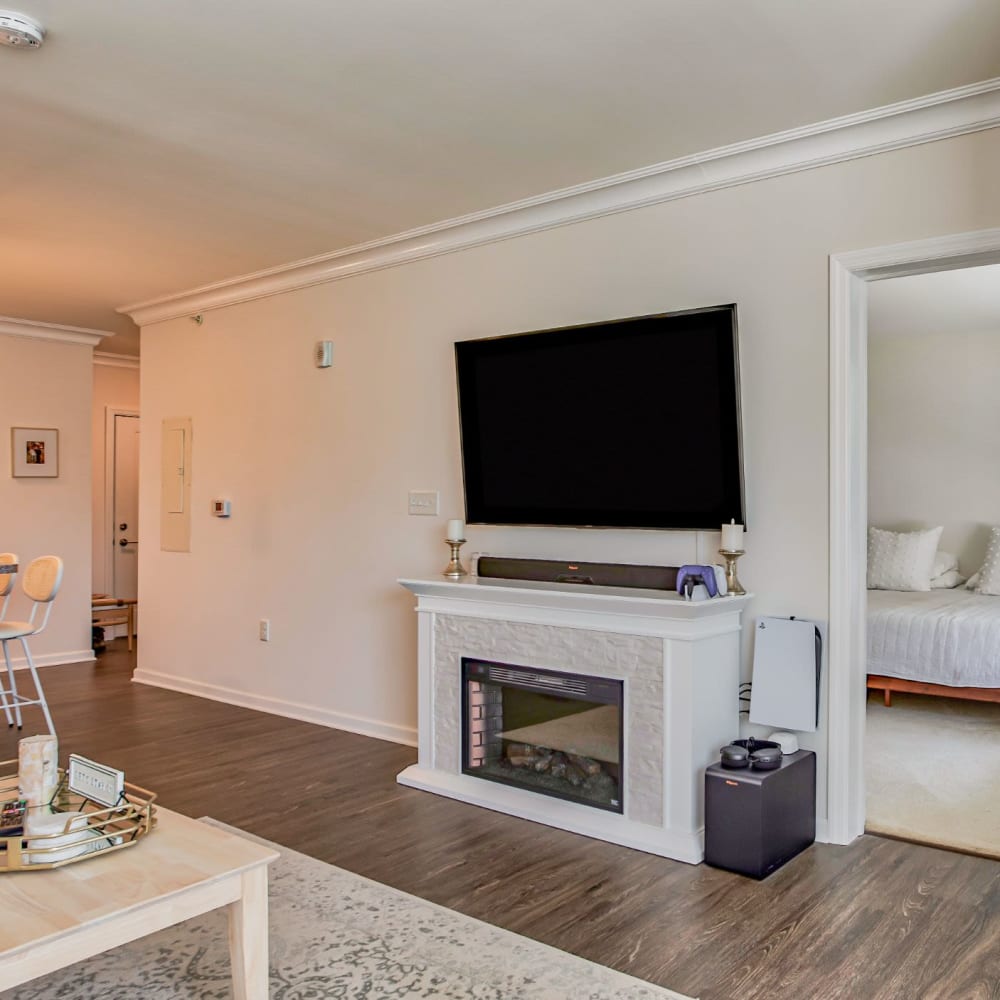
[865, 692, 1000, 858]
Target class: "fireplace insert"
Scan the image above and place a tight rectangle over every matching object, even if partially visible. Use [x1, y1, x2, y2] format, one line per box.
[461, 658, 624, 813]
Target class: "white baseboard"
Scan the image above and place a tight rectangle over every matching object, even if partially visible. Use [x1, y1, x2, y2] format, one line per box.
[1, 649, 95, 670]
[131, 668, 418, 747]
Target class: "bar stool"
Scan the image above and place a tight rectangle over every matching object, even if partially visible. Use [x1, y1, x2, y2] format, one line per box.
[0, 554, 16, 727]
[0, 553, 15, 618]
[0, 555, 63, 734]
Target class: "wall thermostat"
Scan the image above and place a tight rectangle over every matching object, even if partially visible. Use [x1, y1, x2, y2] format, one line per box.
[211, 499, 232, 518]
[315, 340, 334, 368]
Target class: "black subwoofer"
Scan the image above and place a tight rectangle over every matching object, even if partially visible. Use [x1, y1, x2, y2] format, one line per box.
[704, 749, 816, 879]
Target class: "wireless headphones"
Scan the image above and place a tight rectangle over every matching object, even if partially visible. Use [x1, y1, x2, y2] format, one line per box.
[719, 738, 782, 771]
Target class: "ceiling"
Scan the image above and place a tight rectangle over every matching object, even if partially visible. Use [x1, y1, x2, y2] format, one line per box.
[3, 1, 1000, 356]
[869, 263, 1000, 339]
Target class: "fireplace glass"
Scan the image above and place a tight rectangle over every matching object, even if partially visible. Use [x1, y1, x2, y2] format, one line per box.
[461, 658, 623, 813]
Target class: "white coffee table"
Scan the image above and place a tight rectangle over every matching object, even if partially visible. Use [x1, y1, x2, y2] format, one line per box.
[0, 807, 278, 998]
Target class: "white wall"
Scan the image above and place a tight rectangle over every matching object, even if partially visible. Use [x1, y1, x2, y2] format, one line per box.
[91, 362, 140, 594]
[0, 334, 94, 666]
[136, 128, 1000, 823]
[868, 328, 1000, 575]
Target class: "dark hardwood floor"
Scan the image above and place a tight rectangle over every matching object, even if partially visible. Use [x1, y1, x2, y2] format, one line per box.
[5, 643, 998, 1000]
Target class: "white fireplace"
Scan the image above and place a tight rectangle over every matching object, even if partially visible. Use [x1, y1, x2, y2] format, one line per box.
[398, 575, 750, 864]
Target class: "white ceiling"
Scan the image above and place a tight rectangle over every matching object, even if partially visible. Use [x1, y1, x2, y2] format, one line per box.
[3, 1, 1000, 356]
[869, 263, 1000, 339]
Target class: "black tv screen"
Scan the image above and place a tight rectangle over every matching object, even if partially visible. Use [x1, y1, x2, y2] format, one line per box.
[455, 305, 745, 530]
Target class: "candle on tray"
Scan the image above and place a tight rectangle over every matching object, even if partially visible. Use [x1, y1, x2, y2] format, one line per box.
[721, 519, 744, 552]
[446, 518, 465, 541]
[19, 734, 58, 812]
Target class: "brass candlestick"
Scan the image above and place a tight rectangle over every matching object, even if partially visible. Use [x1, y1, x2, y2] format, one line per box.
[443, 538, 468, 579]
[719, 549, 746, 595]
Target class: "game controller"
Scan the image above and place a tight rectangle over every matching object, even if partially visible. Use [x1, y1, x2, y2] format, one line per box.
[676, 564, 728, 599]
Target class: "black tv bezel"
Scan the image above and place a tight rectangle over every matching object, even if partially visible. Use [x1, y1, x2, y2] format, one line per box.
[454, 304, 746, 531]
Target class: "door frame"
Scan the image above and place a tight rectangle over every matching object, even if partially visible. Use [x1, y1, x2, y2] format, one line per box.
[826, 226, 1000, 844]
[103, 407, 140, 597]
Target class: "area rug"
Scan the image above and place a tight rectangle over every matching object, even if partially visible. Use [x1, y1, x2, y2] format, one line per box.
[865, 692, 1000, 859]
[1, 819, 695, 999]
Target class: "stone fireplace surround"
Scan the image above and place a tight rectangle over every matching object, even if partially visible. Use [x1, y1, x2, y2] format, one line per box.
[399, 576, 750, 864]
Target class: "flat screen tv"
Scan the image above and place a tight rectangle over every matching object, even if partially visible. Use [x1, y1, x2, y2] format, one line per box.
[455, 304, 745, 530]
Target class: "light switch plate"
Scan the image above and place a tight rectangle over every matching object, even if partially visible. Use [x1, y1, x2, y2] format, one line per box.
[408, 491, 439, 516]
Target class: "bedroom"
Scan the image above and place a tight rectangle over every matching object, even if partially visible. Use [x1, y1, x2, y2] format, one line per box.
[865, 261, 1000, 858]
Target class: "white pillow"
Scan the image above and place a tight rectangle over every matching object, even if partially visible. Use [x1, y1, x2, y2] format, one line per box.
[931, 569, 966, 589]
[931, 550, 958, 578]
[976, 527, 1000, 596]
[966, 571, 981, 590]
[867, 526, 943, 592]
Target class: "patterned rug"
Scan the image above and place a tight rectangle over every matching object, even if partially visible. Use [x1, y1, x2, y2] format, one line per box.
[1, 820, 695, 999]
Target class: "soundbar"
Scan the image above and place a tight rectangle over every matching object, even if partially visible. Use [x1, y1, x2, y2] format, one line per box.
[475, 555, 678, 591]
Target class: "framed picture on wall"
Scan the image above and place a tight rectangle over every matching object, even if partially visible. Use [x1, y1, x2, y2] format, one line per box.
[11, 427, 59, 478]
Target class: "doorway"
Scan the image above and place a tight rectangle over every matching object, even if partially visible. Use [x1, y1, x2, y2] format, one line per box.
[863, 265, 1000, 857]
[827, 226, 1000, 845]
[102, 408, 139, 638]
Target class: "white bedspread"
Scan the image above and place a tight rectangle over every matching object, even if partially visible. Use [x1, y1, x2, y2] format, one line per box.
[867, 588, 1000, 688]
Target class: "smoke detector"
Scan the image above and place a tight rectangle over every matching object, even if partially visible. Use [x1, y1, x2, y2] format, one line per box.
[0, 10, 44, 48]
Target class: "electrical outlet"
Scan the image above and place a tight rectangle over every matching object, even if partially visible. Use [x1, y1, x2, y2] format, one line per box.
[67, 754, 125, 808]
[259, 619, 270, 641]
[408, 490, 439, 516]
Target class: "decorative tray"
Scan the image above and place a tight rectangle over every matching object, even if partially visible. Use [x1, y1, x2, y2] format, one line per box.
[0, 759, 156, 872]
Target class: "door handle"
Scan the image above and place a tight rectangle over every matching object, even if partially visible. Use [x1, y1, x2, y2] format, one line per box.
[118, 539, 136, 547]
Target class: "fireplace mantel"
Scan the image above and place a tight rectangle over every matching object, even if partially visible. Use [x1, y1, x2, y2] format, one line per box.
[398, 574, 751, 863]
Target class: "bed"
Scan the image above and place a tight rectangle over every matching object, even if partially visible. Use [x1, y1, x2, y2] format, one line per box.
[867, 588, 1000, 706]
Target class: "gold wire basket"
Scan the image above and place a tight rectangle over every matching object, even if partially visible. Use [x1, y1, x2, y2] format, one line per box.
[0, 759, 156, 872]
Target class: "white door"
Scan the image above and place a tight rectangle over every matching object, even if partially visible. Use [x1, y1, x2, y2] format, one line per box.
[112, 413, 140, 601]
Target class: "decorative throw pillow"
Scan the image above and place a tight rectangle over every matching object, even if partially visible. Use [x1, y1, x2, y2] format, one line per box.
[966, 571, 981, 590]
[931, 550, 958, 578]
[931, 569, 966, 589]
[975, 527, 1000, 596]
[867, 526, 943, 591]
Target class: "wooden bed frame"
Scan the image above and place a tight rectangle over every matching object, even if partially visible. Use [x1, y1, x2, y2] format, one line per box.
[867, 674, 1000, 708]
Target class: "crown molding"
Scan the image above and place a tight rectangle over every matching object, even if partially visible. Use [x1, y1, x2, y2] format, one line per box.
[0, 316, 111, 347]
[93, 351, 140, 369]
[120, 77, 1000, 328]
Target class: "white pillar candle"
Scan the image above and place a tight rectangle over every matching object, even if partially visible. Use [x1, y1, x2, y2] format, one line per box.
[446, 519, 465, 541]
[19, 734, 59, 811]
[721, 519, 744, 552]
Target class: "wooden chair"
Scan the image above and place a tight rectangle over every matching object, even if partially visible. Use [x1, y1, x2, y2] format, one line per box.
[92, 596, 137, 652]
[0, 555, 62, 734]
